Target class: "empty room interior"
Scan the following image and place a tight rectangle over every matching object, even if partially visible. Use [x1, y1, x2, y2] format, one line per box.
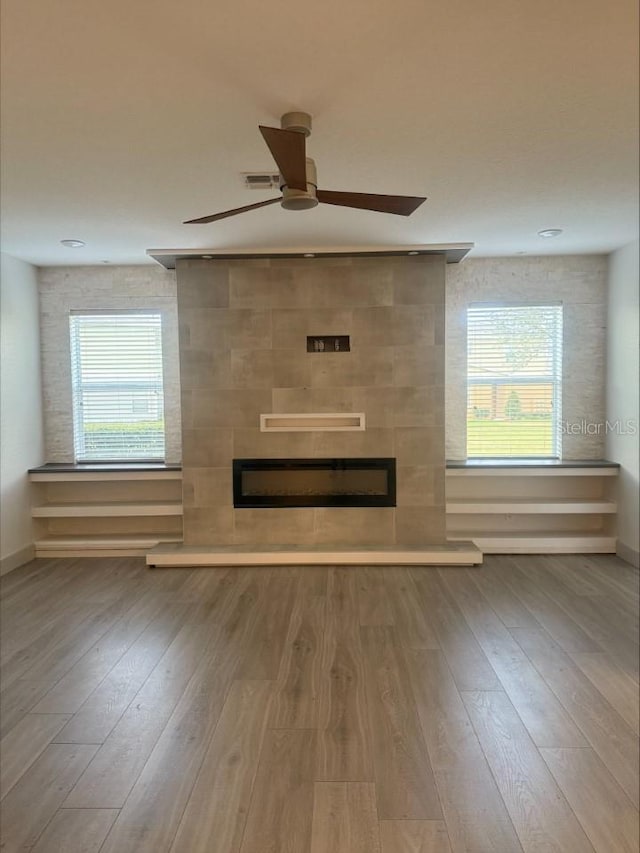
[0, 0, 638, 850]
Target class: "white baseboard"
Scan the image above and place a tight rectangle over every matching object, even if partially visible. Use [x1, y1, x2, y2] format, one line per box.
[0, 544, 35, 576]
[616, 541, 640, 569]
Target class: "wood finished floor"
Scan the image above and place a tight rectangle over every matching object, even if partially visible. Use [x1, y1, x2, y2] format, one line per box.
[0, 554, 638, 853]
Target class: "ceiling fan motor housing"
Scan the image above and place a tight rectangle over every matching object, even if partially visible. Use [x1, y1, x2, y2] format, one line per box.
[280, 111, 312, 137]
[280, 157, 318, 210]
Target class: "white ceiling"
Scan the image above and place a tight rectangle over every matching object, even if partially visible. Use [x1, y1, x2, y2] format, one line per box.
[1, 0, 638, 266]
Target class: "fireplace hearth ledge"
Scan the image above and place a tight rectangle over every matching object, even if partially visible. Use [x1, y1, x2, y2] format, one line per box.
[146, 542, 482, 568]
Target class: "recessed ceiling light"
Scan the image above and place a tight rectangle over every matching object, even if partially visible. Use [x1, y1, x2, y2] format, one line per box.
[537, 229, 563, 238]
[407, 251, 420, 256]
[303, 253, 315, 258]
[201, 254, 213, 259]
[60, 239, 85, 248]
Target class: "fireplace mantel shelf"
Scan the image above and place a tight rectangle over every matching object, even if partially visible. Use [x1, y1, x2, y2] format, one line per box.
[147, 243, 473, 268]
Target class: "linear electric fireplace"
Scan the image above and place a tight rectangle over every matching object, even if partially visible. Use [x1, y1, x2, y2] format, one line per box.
[233, 458, 396, 508]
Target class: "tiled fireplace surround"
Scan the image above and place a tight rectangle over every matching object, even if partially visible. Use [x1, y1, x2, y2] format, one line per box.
[176, 255, 446, 547]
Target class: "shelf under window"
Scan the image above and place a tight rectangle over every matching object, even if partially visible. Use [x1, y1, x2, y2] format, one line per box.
[32, 502, 183, 518]
[447, 499, 617, 514]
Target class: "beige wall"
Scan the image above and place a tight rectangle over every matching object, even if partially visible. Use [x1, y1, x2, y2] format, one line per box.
[177, 256, 447, 546]
[38, 265, 182, 463]
[606, 240, 639, 567]
[446, 255, 608, 460]
[1, 254, 44, 572]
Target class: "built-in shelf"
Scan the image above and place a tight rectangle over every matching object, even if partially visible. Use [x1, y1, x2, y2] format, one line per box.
[260, 412, 365, 432]
[28, 460, 620, 559]
[30, 466, 183, 557]
[447, 499, 617, 515]
[32, 502, 183, 518]
[446, 461, 618, 554]
[35, 534, 182, 558]
[448, 532, 617, 554]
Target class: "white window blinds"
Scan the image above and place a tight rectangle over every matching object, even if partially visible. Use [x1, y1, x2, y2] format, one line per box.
[466, 304, 563, 458]
[70, 312, 165, 461]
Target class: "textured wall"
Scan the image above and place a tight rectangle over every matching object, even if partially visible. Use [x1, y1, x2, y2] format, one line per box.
[0, 254, 44, 569]
[445, 255, 608, 459]
[38, 265, 182, 463]
[606, 240, 639, 565]
[177, 255, 447, 547]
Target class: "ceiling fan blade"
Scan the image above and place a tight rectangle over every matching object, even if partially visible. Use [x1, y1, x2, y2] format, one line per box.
[316, 190, 426, 216]
[183, 197, 281, 224]
[259, 126, 308, 191]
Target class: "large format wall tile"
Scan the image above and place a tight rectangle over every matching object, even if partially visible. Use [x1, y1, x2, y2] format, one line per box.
[182, 467, 232, 508]
[229, 266, 310, 309]
[393, 386, 444, 427]
[350, 307, 396, 348]
[176, 259, 230, 308]
[393, 345, 444, 387]
[271, 349, 313, 388]
[233, 429, 315, 459]
[392, 305, 435, 347]
[396, 466, 444, 506]
[176, 256, 448, 546]
[306, 268, 393, 308]
[271, 309, 353, 349]
[181, 429, 233, 467]
[311, 429, 395, 458]
[230, 349, 275, 389]
[396, 506, 447, 543]
[234, 508, 316, 545]
[189, 389, 272, 429]
[394, 427, 445, 467]
[392, 255, 445, 304]
[183, 507, 235, 544]
[179, 349, 231, 390]
[313, 508, 395, 546]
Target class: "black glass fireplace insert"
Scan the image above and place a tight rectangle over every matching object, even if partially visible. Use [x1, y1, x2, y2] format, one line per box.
[233, 458, 396, 508]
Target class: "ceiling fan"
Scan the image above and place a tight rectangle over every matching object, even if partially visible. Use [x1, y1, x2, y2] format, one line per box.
[184, 111, 426, 224]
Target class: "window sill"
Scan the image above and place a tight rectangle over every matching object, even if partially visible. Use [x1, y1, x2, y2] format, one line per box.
[29, 462, 182, 474]
[446, 458, 619, 469]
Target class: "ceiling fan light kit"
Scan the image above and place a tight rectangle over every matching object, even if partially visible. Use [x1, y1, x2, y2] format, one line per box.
[184, 112, 426, 224]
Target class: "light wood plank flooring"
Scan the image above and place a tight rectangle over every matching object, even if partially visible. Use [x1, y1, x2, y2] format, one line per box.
[1, 554, 638, 853]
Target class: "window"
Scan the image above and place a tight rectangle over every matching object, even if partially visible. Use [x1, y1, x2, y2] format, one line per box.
[466, 304, 563, 458]
[70, 311, 165, 461]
